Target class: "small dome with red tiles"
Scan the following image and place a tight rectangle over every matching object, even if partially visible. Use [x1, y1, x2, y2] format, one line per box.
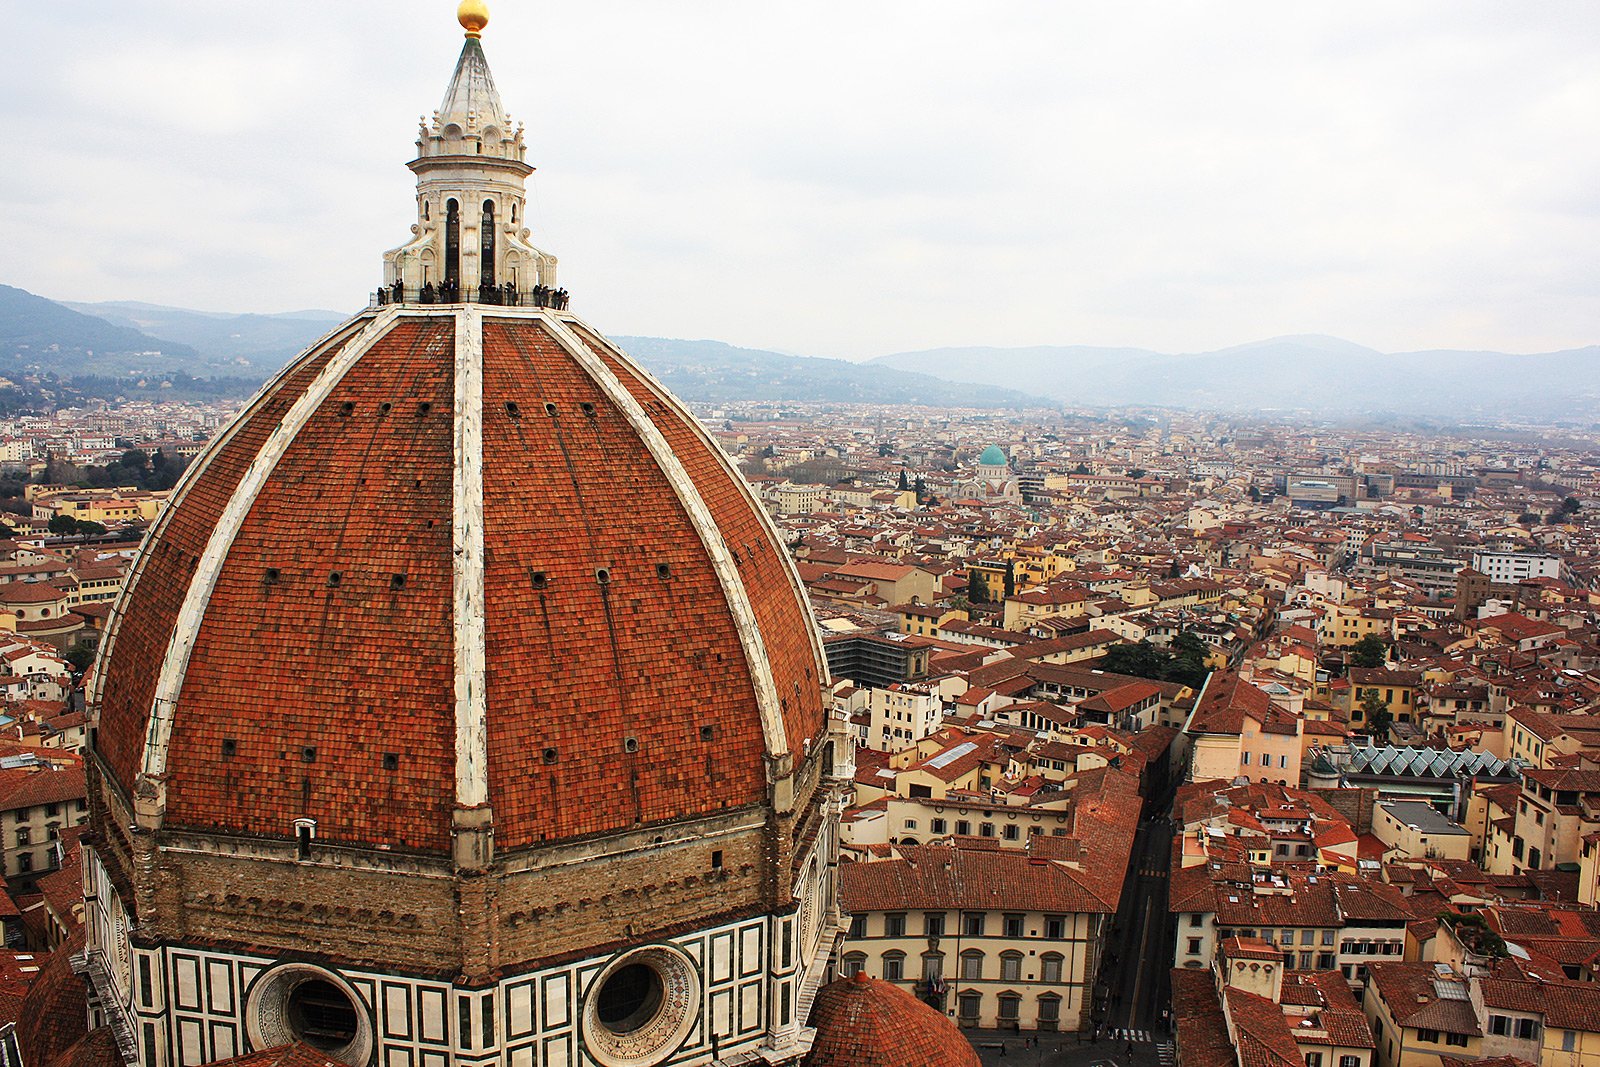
[805, 973, 981, 1067]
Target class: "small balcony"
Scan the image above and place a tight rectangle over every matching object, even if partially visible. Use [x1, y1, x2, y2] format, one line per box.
[370, 282, 569, 310]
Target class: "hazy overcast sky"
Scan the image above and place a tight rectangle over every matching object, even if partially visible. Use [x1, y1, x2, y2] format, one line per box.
[3, 2, 1596, 360]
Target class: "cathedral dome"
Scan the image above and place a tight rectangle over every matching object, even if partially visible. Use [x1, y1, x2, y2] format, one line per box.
[978, 444, 1007, 467]
[90, 308, 829, 854]
[804, 973, 980, 1067]
[82, 11, 846, 1064]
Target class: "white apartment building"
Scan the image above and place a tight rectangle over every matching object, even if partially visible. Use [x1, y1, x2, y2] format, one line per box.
[1470, 550, 1563, 584]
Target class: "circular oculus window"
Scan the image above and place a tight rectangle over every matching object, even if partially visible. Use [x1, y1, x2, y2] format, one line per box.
[582, 945, 701, 1067]
[245, 963, 373, 1066]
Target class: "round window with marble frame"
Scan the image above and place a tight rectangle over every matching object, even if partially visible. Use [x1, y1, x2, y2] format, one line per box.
[580, 944, 701, 1067]
[243, 962, 374, 1066]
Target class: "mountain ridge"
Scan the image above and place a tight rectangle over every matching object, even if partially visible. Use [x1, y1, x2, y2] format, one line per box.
[8, 284, 1594, 417]
[871, 335, 1600, 417]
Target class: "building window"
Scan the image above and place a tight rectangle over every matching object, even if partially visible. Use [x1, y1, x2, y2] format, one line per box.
[882, 953, 905, 981]
[1041, 954, 1063, 983]
[1340, 1057, 1360, 1067]
[925, 913, 946, 939]
[960, 951, 984, 981]
[1305, 1054, 1323, 1067]
[904, 819, 918, 830]
[922, 954, 944, 982]
[1003, 914, 1024, 938]
[841, 954, 865, 978]
[1189, 914, 1203, 928]
[1188, 938, 1202, 955]
[1488, 1016, 1510, 1036]
[18, 853, 31, 873]
[1038, 995, 1060, 1025]
[1416, 1029, 1439, 1044]
[998, 994, 1020, 1022]
[963, 913, 985, 937]
[956, 821, 971, 835]
[980, 823, 996, 838]
[1564, 1031, 1578, 1052]
[1003, 824, 1020, 841]
[885, 913, 906, 938]
[931, 818, 947, 834]
[849, 914, 865, 937]
[1445, 1033, 1469, 1048]
[1000, 953, 1023, 982]
[1045, 916, 1066, 939]
[1515, 1019, 1540, 1041]
[958, 992, 982, 1020]
[14, 829, 27, 847]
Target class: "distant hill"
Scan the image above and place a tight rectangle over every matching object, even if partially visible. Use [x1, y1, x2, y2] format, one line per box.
[11, 284, 1592, 417]
[0, 287, 1049, 408]
[873, 335, 1600, 419]
[63, 299, 348, 376]
[608, 337, 1045, 408]
[0, 284, 199, 375]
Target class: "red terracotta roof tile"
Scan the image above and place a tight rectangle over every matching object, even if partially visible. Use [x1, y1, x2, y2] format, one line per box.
[804, 972, 979, 1067]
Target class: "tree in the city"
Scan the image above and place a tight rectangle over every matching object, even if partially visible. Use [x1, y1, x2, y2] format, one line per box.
[1349, 635, 1388, 669]
[1361, 690, 1393, 740]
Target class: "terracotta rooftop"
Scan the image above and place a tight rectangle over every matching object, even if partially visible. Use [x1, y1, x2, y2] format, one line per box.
[804, 972, 979, 1067]
[206, 1045, 347, 1067]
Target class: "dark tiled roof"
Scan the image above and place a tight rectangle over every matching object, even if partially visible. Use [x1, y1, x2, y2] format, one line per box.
[842, 842, 1112, 915]
[15, 935, 91, 1067]
[804, 973, 979, 1067]
[1224, 986, 1303, 1067]
[1365, 962, 1480, 1035]
[1171, 969, 1236, 1067]
[207, 1044, 347, 1067]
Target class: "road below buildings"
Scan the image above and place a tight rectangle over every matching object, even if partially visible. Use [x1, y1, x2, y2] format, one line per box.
[1097, 810, 1175, 1041]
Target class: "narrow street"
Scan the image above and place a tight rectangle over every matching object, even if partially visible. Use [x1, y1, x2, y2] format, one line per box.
[971, 746, 1185, 1067]
[969, 809, 1176, 1067]
[1098, 814, 1174, 1040]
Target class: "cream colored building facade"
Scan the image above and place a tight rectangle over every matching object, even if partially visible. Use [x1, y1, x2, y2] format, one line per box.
[840, 848, 1107, 1033]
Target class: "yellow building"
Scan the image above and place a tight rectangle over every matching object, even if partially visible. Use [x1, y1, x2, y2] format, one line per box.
[1497, 767, 1600, 875]
[894, 604, 962, 638]
[1370, 801, 1471, 862]
[1365, 957, 1600, 1067]
[1349, 668, 1424, 728]
[31, 489, 166, 524]
[1324, 603, 1397, 648]
[1185, 675, 1304, 787]
[1002, 584, 1093, 631]
[1362, 962, 1481, 1067]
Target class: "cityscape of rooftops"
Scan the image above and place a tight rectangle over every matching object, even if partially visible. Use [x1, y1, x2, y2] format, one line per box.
[0, 3, 1597, 1067]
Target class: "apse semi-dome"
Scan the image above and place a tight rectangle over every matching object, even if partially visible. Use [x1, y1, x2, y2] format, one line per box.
[80, 7, 849, 1066]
